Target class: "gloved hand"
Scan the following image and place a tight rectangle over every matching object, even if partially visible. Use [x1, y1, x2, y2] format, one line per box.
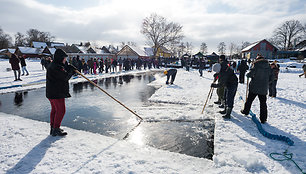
[211, 83, 220, 88]
[66, 65, 76, 72]
[66, 65, 77, 76]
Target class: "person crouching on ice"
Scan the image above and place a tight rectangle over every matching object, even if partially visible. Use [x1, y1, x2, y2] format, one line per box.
[164, 69, 177, 85]
[46, 48, 76, 136]
[211, 55, 238, 119]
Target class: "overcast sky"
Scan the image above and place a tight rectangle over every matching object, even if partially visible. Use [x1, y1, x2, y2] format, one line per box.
[1, 0, 305, 54]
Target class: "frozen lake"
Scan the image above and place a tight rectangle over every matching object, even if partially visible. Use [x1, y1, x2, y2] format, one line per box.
[0, 72, 214, 159]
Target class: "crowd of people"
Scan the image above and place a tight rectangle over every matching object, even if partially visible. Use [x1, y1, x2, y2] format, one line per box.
[210, 54, 281, 124]
[66, 56, 163, 75]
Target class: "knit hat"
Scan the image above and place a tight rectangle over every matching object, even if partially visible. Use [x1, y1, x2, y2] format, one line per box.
[212, 63, 221, 73]
[219, 55, 225, 61]
[54, 48, 68, 63]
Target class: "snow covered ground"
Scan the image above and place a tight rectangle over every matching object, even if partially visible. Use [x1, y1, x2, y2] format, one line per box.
[0, 59, 305, 173]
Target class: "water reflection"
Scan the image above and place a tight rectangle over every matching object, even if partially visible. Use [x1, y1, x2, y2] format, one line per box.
[14, 92, 28, 106]
[123, 75, 134, 83]
[73, 83, 83, 93]
[72, 74, 144, 93]
[127, 121, 214, 159]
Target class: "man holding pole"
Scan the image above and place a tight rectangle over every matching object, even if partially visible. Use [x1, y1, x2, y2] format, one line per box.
[241, 55, 272, 124]
[210, 55, 238, 119]
[46, 48, 76, 136]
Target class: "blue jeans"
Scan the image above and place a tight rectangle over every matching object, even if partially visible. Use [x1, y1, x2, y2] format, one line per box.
[224, 83, 237, 108]
[22, 66, 29, 75]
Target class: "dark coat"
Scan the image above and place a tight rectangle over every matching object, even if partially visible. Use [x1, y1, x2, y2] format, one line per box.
[218, 62, 238, 87]
[167, 69, 177, 76]
[19, 57, 27, 67]
[46, 62, 74, 99]
[247, 58, 272, 95]
[271, 63, 280, 80]
[302, 64, 306, 71]
[237, 60, 248, 72]
[88, 59, 94, 68]
[9, 55, 20, 70]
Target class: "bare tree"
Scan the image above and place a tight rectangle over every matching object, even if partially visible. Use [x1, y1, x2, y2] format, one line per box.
[178, 42, 186, 57]
[241, 41, 251, 50]
[0, 27, 12, 49]
[120, 41, 137, 49]
[185, 42, 193, 55]
[229, 42, 237, 58]
[26, 28, 55, 45]
[271, 20, 305, 50]
[200, 42, 208, 55]
[218, 42, 226, 55]
[168, 42, 179, 57]
[84, 42, 91, 47]
[14, 32, 26, 46]
[141, 13, 184, 58]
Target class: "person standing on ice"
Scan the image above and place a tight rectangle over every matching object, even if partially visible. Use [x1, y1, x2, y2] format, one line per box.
[299, 64, 306, 78]
[215, 55, 228, 109]
[46, 48, 75, 136]
[241, 55, 272, 124]
[19, 55, 29, 76]
[237, 59, 249, 83]
[211, 55, 238, 119]
[198, 58, 205, 77]
[9, 54, 22, 81]
[212, 63, 224, 107]
[164, 69, 177, 85]
[269, 60, 280, 97]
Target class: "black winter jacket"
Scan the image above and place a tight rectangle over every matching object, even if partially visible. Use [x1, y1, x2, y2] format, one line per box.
[20, 57, 27, 67]
[46, 62, 74, 99]
[237, 60, 248, 72]
[167, 69, 177, 76]
[247, 58, 272, 95]
[218, 63, 238, 87]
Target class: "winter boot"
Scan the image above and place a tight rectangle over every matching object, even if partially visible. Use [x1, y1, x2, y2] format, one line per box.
[50, 126, 65, 135]
[219, 107, 226, 114]
[52, 128, 67, 136]
[240, 109, 249, 115]
[218, 104, 224, 108]
[50, 126, 53, 135]
[218, 100, 225, 108]
[222, 107, 232, 119]
[214, 100, 221, 105]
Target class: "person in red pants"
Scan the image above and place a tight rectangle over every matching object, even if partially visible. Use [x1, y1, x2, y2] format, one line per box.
[46, 48, 75, 136]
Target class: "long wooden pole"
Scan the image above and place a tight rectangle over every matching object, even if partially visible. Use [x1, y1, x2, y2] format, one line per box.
[246, 77, 249, 101]
[201, 87, 213, 114]
[74, 69, 143, 120]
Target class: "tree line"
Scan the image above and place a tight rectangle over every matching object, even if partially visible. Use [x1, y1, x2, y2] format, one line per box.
[0, 28, 55, 49]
